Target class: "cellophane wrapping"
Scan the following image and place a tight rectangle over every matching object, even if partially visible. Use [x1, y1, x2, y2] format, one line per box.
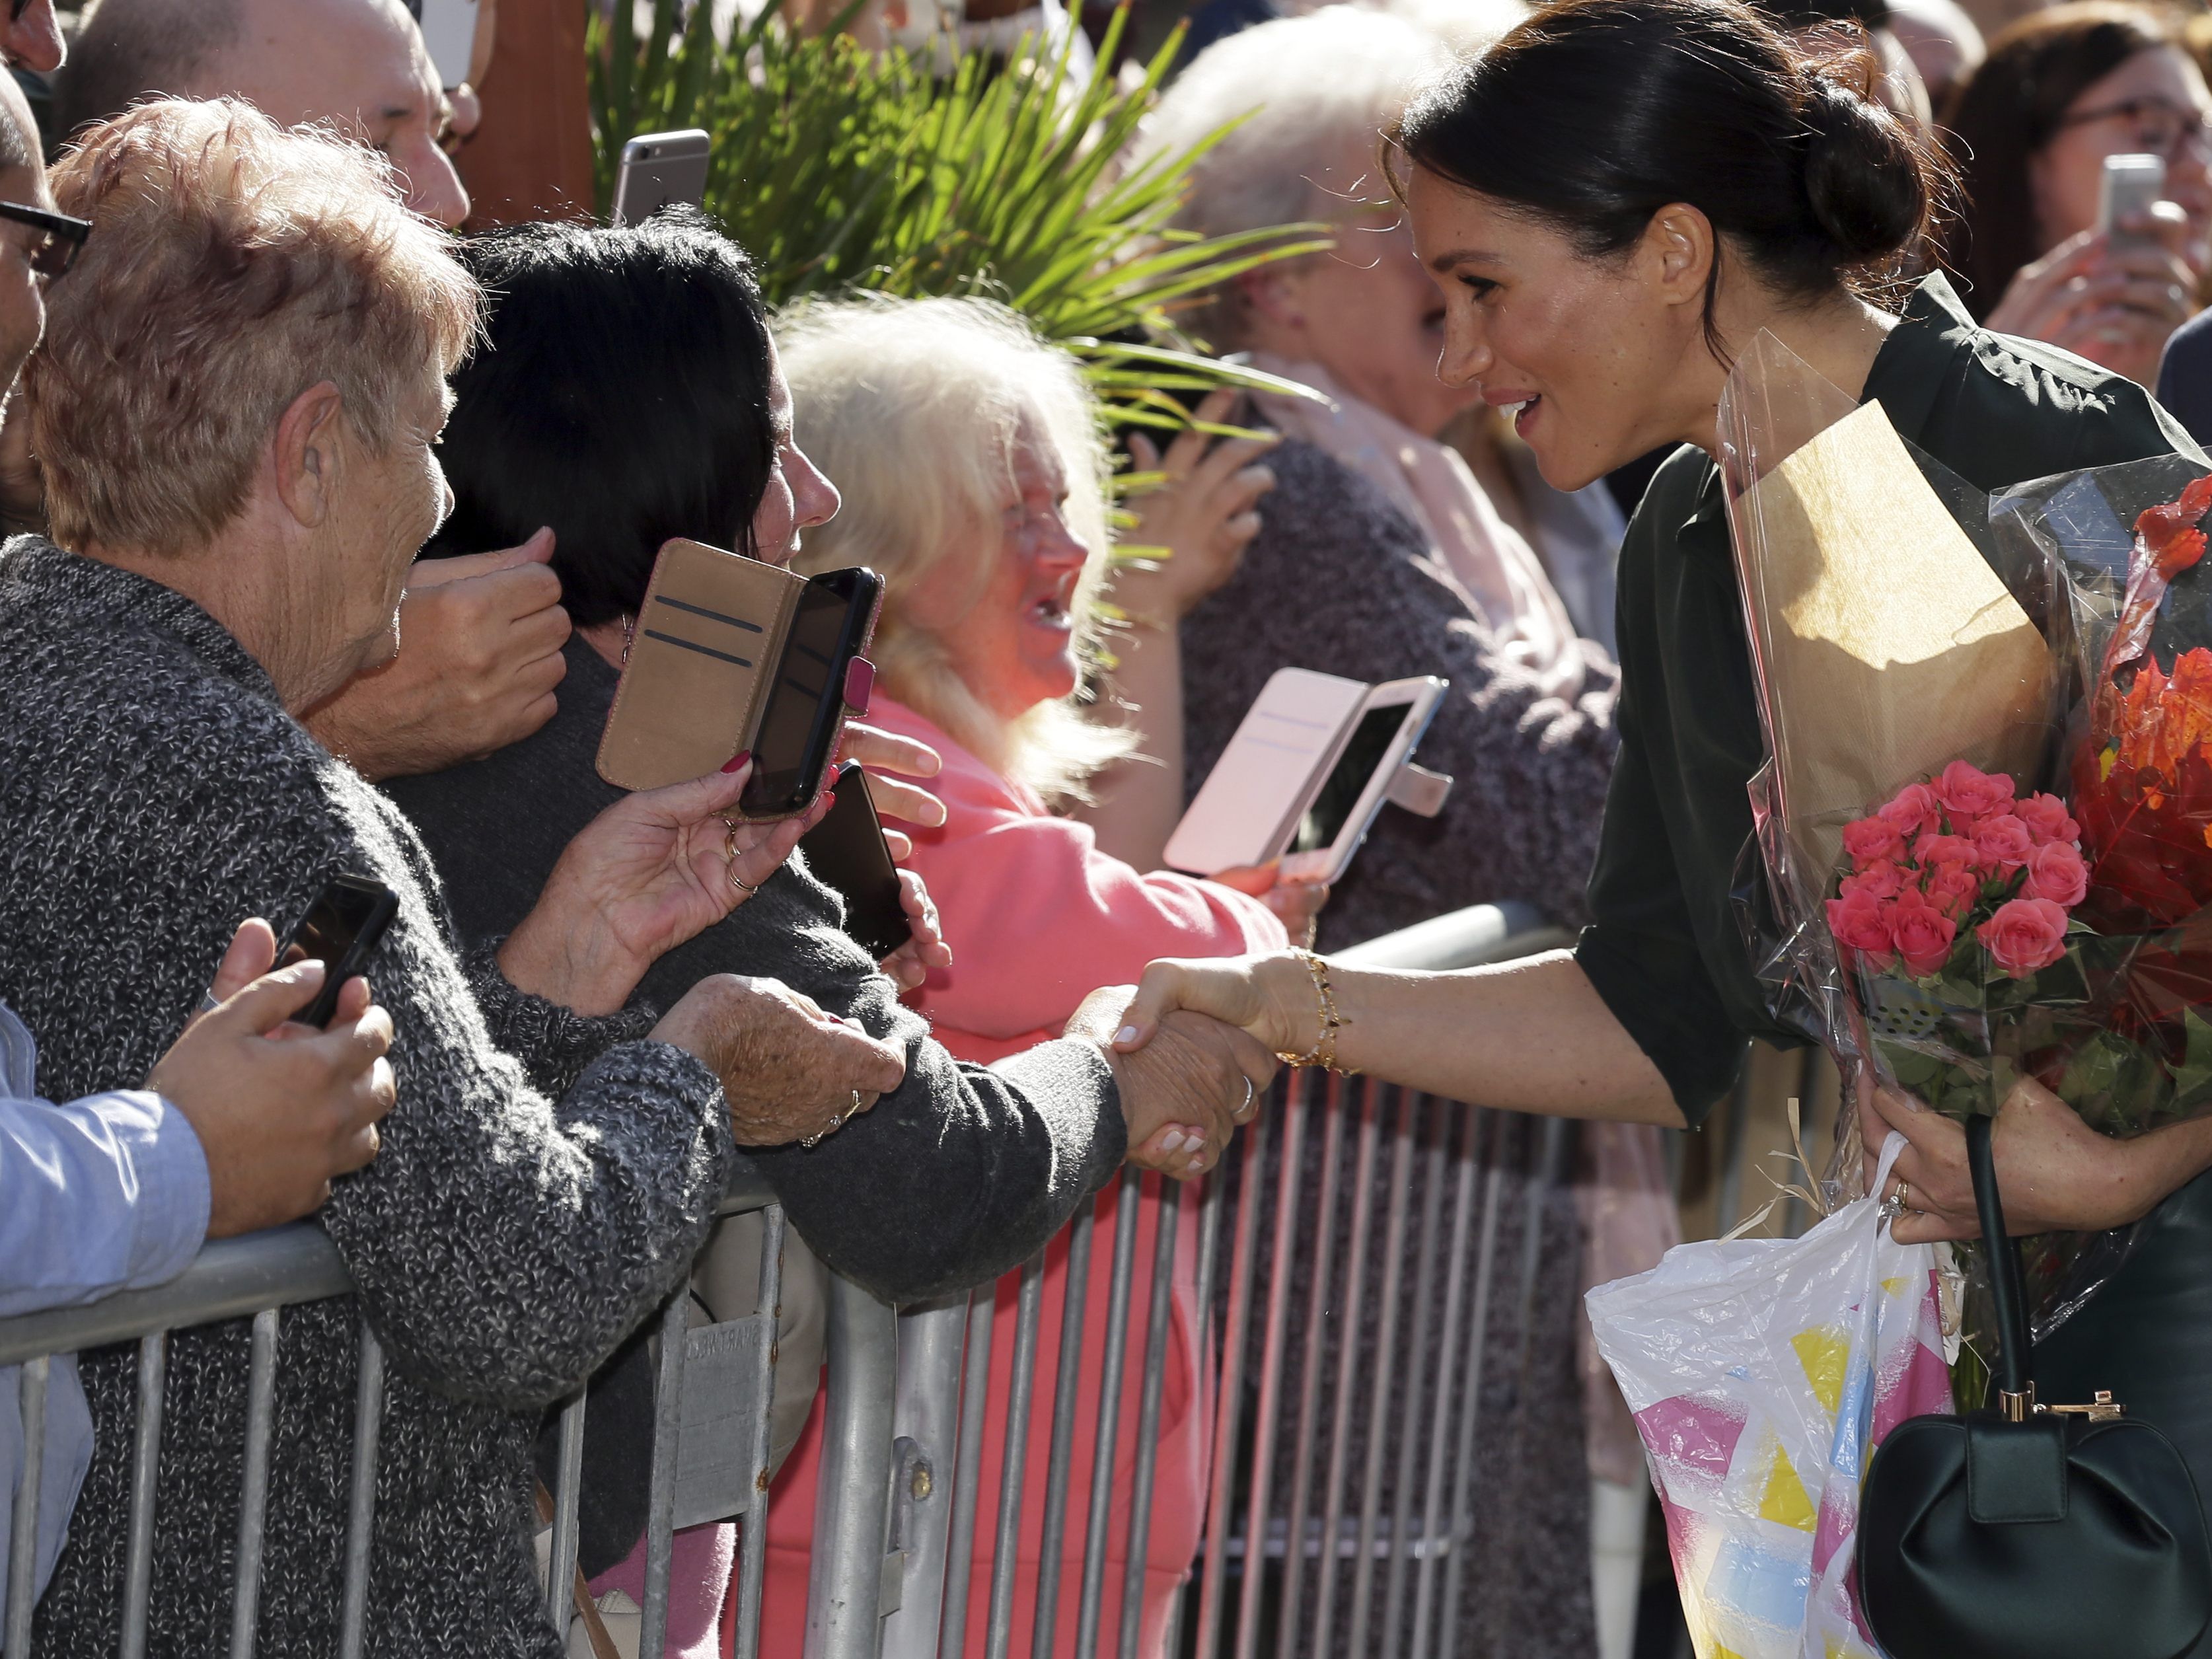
[1717, 330, 2212, 1356]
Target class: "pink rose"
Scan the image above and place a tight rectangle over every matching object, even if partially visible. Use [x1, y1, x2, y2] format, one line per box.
[1841, 860, 1907, 901]
[1972, 813, 2035, 877]
[1935, 760, 2016, 822]
[1841, 815, 1906, 868]
[1926, 864, 1983, 921]
[1977, 897, 2071, 979]
[1878, 782, 1944, 840]
[1889, 887, 1959, 978]
[2020, 840, 2089, 909]
[1913, 830, 1981, 871]
[1825, 888, 1895, 968]
[2016, 792, 2081, 848]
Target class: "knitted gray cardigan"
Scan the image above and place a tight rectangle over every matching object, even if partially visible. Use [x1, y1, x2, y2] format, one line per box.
[0, 539, 734, 1656]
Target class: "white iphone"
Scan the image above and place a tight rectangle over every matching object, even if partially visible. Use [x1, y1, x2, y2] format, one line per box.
[2100, 153, 2166, 246]
[612, 130, 712, 227]
[1165, 669, 1448, 884]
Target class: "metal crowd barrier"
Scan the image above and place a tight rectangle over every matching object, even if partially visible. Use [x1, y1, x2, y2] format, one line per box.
[0, 901, 1594, 1659]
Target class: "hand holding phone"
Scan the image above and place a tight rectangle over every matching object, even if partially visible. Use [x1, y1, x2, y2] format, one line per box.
[803, 762, 914, 960]
[279, 875, 400, 1029]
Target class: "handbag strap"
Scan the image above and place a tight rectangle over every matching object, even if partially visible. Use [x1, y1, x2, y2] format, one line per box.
[1967, 1114, 2037, 1413]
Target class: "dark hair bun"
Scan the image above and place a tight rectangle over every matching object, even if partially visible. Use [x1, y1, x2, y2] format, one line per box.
[1799, 71, 1931, 264]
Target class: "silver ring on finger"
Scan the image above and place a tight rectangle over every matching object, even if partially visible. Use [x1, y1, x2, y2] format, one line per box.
[1236, 1074, 1257, 1121]
[801, 1112, 842, 1150]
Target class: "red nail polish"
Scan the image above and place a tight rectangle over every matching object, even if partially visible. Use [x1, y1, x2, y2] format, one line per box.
[721, 749, 753, 774]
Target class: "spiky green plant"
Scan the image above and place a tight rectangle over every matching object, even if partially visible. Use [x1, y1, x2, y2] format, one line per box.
[585, 0, 1328, 443]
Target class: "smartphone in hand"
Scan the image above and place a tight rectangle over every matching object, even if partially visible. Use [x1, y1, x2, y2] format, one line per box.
[801, 762, 912, 961]
[279, 875, 399, 1029]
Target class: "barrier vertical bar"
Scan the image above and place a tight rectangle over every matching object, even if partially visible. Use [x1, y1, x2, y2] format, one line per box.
[983, 1255, 1047, 1659]
[1275, 1074, 1347, 1658]
[807, 1274, 901, 1659]
[1407, 1110, 1486, 1659]
[938, 1290, 995, 1659]
[1119, 1179, 1181, 1659]
[882, 1294, 967, 1659]
[1234, 1071, 1311, 1659]
[1379, 1101, 1452, 1659]
[337, 1323, 385, 1659]
[1311, 1080, 1384, 1651]
[1193, 1105, 1270, 1659]
[1161, 1153, 1230, 1659]
[640, 1294, 688, 1658]
[4, 1353, 47, 1659]
[547, 1393, 587, 1633]
[733, 1205, 786, 1659]
[1029, 1200, 1095, 1654]
[1347, 1089, 1419, 1642]
[1074, 1170, 1142, 1658]
[1436, 1117, 1512, 1659]
[228, 1308, 280, 1659]
[119, 1332, 168, 1659]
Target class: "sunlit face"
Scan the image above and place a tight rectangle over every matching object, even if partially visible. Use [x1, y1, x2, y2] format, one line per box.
[2032, 44, 2212, 264]
[1409, 165, 1707, 492]
[748, 342, 840, 568]
[332, 367, 455, 680]
[905, 422, 1089, 721]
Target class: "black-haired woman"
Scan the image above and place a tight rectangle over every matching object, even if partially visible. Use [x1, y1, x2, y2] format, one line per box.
[1117, 0, 2212, 1572]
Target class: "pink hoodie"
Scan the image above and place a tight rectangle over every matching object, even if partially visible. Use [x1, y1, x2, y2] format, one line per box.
[756, 696, 1284, 1658]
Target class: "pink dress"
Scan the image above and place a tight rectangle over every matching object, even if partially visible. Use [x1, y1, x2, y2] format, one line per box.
[756, 696, 1284, 1658]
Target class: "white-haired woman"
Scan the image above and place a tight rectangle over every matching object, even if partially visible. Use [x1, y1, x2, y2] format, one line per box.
[751, 295, 1309, 1659]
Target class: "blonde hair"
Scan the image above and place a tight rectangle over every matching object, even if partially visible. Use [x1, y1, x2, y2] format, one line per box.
[778, 294, 1134, 803]
[31, 97, 478, 552]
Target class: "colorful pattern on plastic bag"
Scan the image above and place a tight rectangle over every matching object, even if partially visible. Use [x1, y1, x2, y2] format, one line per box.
[1586, 1138, 1952, 1659]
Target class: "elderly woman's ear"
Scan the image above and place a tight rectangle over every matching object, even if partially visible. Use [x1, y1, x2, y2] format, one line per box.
[270, 380, 348, 531]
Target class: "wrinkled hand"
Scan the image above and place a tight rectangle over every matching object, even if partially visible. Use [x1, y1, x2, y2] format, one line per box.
[1115, 389, 1279, 626]
[1983, 215, 2197, 388]
[1111, 951, 1305, 1062]
[839, 720, 946, 859]
[152, 920, 396, 1238]
[653, 973, 907, 1147]
[1857, 1070, 2153, 1244]
[878, 869, 953, 992]
[500, 762, 830, 1015]
[1070, 984, 1275, 1178]
[305, 529, 571, 782]
[1212, 863, 1331, 949]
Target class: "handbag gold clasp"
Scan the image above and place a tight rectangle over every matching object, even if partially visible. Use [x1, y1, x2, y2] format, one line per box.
[2040, 1389, 2127, 1422]
[1999, 1385, 2037, 1422]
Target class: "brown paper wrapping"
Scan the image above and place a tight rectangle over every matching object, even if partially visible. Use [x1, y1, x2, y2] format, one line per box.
[1737, 399, 2049, 878]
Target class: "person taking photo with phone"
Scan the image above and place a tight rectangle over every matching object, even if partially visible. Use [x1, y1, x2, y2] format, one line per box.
[1113, 0, 2212, 1579]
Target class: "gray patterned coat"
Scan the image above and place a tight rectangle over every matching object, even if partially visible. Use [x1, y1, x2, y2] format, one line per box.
[0, 539, 734, 1656]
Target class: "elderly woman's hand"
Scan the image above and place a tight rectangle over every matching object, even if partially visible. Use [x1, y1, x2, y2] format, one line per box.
[1984, 217, 2198, 389]
[1114, 390, 1280, 627]
[878, 869, 953, 992]
[1069, 984, 1276, 1178]
[839, 721, 945, 859]
[1857, 1070, 2164, 1244]
[651, 973, 907, 1148]
[499, 761, 829, 1016]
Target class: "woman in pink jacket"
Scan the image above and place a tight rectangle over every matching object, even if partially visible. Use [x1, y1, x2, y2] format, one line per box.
[755, 294, 1320, 1657]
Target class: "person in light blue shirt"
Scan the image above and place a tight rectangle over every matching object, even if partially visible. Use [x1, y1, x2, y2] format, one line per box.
[1, 923, 398, 1623]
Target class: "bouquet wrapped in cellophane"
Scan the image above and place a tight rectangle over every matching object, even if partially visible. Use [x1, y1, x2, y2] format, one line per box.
[1716, 331, 2212, 1354]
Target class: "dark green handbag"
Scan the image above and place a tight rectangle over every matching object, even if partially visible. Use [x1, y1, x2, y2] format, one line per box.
[1857, 1115, 2212, 1659]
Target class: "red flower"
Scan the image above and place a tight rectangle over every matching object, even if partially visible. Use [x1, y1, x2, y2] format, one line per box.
[1842, 861, 1907, 901]
[1913, 831, 1981, 872]
[1972, 813, 2035, 878]
[1827, 888, 1896, 969]
[2133, 473, 2212, 580]
[2015, 792, 2081, 848]
[2021, 841, 2089, 909]
[1878, 783, 1944, 840]
[1927, 865, 1983, 921]
[1935, 760, 2015, 822]
[1977, 897, 2071, 979]
[1842, 815, 1906, 868]
[1890, 888, 1960, 978]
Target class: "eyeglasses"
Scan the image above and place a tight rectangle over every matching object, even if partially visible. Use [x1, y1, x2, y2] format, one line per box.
[2055, 96, 2212, 162]
[0, 201, 89, 279]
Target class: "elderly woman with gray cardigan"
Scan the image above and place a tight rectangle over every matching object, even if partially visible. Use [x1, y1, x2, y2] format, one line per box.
[0, 101, 980, 1656]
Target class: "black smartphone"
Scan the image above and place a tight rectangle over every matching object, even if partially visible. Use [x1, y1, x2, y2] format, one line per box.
[739, 567, 885, 819]
[801, 762, 911, 960]
[279, 874, 400, 1029]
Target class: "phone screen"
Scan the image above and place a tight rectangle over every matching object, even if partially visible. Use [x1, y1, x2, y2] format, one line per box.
[742, 576, 865, 815]
[801, 762, 911, 959]
[279, 877, 398, 1028]
[1290, 704, 1411, 854]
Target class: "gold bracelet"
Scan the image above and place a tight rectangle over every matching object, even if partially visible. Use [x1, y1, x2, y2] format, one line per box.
[1274, 948, 1351, 1072]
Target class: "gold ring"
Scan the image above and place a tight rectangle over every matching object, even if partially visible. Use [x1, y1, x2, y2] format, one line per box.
[728, 866, 759, 895]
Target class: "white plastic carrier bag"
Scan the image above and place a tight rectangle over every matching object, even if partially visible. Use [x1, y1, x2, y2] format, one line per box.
[1586, 1134, 1953, 1659]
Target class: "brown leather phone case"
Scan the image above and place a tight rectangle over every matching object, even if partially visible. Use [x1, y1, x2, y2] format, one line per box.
[595, 538, 871, 815]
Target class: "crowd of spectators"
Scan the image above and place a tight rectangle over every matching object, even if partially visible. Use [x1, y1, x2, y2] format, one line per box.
[7, 0, 2212, 1651]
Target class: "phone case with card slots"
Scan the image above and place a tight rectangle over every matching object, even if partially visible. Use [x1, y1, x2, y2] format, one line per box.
[595, 538, 879, 817]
